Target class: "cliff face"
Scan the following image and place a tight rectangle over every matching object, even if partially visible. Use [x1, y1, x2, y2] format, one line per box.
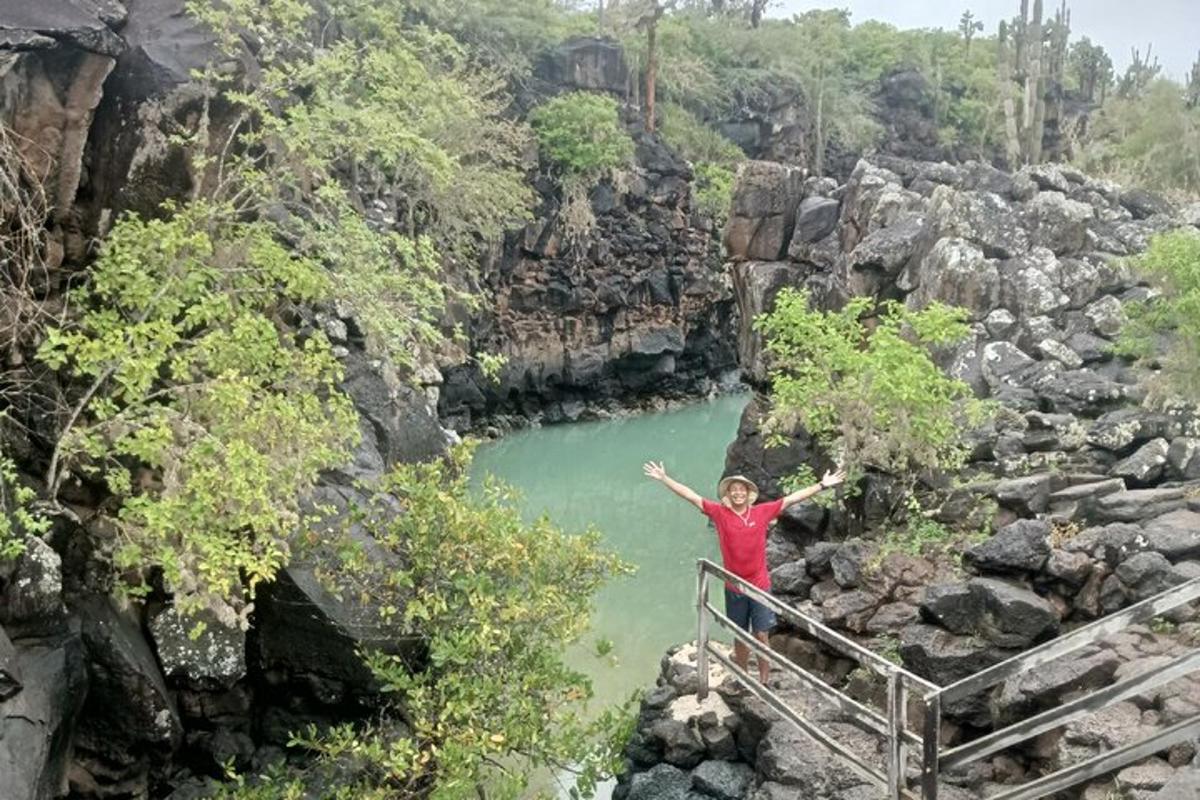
[438, 38, 738, 432]
[1, 4, 449, 797]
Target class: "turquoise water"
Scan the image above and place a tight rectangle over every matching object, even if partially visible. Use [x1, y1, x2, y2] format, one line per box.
[468, 394, 749, 795]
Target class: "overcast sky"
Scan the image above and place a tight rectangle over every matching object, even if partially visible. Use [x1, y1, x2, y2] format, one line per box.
[772, 1, 1199, 81]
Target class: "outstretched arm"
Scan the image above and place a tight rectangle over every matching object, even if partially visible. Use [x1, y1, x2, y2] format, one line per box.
[781, 468, 847, 510]
[643, 461, 705, 511]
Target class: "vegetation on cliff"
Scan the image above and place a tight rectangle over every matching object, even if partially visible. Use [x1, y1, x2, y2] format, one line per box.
[7, 0, 633, 794]
[756, 290, 991, 493]
[1117, 229, 1200, 399]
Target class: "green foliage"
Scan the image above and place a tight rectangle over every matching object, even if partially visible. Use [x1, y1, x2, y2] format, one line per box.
[693, 162, 735, 224]
[224, 450, 635, 799]
[1114, 229, 1200, 400]
[1076, 80, 1200, 198]
[875, 497, 956, 560]
[657, 102, 744, 166]
[529, 91, 635, 180]
[188, 0, 533, 278]
[657, 103, 742, 223]
[37, 203, 359, 622]
[756, 289, 989, 488]
[405, 0, 594, 81]
[0, 446, 48, 560]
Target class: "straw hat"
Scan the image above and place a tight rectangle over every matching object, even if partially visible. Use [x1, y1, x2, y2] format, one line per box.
[718, 474, 759, 505]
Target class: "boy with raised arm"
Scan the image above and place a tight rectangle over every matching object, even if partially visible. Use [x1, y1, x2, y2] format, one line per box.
[642, 461, 846, 684]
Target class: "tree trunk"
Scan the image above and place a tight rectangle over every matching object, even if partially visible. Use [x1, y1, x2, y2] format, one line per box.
[814, 75, 825, 177]
[645, 19, 657, 133]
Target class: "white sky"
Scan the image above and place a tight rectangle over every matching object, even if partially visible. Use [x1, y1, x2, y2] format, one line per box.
[772, 0, 1199, 80]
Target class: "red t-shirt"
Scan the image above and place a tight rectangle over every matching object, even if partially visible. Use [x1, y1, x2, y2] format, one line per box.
[701, 498, 784, 593]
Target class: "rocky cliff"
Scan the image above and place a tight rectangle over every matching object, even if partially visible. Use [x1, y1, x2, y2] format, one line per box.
[438, 38, 737, 432]
[616, 156, 1200, 798]
[1, 3, 451, 797]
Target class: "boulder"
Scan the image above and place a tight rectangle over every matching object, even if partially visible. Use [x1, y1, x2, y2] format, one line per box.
[756, 723, 871, 794]
[691, 759, 754, 800]
[1024, 191, 1094, 255]
[627, 763, 694, 800]
[920, 584, 980, 634]
[969, 578, 1060, 647]
[0, 536, 67, 639]
[648, 717, 706, 769]
[923, 185, 1030, 259]
[964, 519, 1051, 573]
[998, 248, 1070, 316]
[900, 623, 1017, 694]
[0, 630, 88, 800]
[992, 649, 1120, 723]
[725, 161, 803, 261]
[846, 213, 925, 276]
[1166, 438, 1200, 480]
[71, 595, 183, 786]
[769, 561, 813, 597]
[793, 196, 840, 244]
[1084, 487, 1191, 525]
[149, 605, 246, 690]
[1084, 295, 1126, 338]
[1109, 438, 1170, 484]
[1063, 522, 1144, 564]
[992, 476, 1052, 516]
[1142, 510, 1200, 561]
[1115, 552, 1185, 601]
[903, 237, 999, 320]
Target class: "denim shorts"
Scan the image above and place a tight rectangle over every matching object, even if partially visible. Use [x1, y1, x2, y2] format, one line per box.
[724, 587, 776, 634]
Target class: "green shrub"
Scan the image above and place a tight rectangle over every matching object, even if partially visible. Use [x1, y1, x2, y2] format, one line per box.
[1115, 228, 1200, 399]
[658, 102, 744, 166]
[693, 162, 736, 224]
[219, 449, 635, 799]
[756, 289, 990, 489]
[37, 203, 359, 623]
[0, 448, 47, 560]
[529, 91, 634, 179]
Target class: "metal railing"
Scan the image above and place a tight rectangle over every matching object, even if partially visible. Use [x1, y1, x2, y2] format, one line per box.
[695, 559, 1200, 800]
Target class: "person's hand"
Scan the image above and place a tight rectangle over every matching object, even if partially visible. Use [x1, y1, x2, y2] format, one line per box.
[820, 467, 847, 489]
[643, 461, 667, 482]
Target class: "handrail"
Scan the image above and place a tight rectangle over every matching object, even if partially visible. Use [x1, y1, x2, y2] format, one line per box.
[698, 559, 938, 692]
[693, 558, 1200, 800]
[696, 559, 927, 800]
[933, 576, 1200, 705]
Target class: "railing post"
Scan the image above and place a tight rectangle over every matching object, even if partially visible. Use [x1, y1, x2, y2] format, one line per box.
[888, 672, 908, 800]
[922, 694, 941, 800]
[696, 561, 710, 700]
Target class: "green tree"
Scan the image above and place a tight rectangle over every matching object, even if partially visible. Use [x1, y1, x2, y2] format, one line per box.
[756, 290, 989, 490]
[37, 204, 360, 624]
[219, 450, 634, 800]
[1115, 229, 1200, 401]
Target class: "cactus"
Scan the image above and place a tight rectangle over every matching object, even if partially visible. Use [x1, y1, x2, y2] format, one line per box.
[1189, 51, 1200, 108]
[997, 0, 1073, 166]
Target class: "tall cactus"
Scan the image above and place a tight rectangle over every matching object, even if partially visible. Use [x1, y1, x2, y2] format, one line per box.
[1188, 51, 1200, 109]
[998, 0, 1071, 166]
